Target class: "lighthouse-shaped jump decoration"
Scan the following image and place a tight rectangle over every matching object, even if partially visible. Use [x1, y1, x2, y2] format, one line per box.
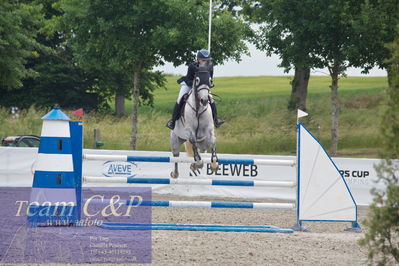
[28, 108, 83, 226]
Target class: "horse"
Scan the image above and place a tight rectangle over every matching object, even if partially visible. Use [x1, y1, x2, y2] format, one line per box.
[169, 64, 219, 178]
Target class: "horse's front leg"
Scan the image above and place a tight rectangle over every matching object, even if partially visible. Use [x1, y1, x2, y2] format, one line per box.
[189, 137, 204, 170]
[171, 162, 179, 179]
[210, 134, 219, 173]
[210, 144, 219, 173]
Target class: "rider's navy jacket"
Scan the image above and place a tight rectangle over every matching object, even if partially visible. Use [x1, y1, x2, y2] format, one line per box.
[177, 62, 214, 86]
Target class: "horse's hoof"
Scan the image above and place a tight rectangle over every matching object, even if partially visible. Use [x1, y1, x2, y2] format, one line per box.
[170, 171, 178, 179]
[195, 160, 204, 169]
[210, 162, 219, 173]
[190, 163, 197, 171]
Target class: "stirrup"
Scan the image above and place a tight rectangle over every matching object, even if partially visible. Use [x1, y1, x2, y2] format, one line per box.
[166, 120, 175, 130]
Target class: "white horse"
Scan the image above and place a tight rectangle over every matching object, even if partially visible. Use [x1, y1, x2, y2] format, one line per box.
[170, 65, 219, 178]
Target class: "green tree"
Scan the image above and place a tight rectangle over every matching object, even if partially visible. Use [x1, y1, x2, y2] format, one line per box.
[247, 0, 392, 155]
[359, 29, 399, 265]
[0, 1, 44, 90]
[21, 53, 109, 110]
[0, 0, 111, 111]
[350, 0, 399, 92]
[55, 0, 247, 149]
[41, 0, 131, 113]
[244, 0, 314, 112]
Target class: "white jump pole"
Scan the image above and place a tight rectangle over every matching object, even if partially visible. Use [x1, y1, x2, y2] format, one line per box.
[83, 176, 296, 188]
[87, 198, 295, 210]
[83, 154, 296, 167]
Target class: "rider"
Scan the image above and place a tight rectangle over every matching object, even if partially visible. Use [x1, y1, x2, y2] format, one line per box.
[166, 49, 224, 130]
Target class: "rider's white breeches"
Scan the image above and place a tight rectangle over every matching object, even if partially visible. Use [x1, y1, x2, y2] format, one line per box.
[176, 82, 214, 104]
[176, 83, 191, 103]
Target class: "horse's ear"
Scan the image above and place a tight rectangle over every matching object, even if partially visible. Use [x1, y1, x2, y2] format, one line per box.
[194, 77, 200, 86]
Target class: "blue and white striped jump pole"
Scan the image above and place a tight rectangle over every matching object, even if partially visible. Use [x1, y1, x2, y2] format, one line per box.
[100, 222, 284, 228]
[83, 176, 296, 188]
[98, 222, 294, 233]
[87, 198, 295, 210]
[83, 154, 296, 167]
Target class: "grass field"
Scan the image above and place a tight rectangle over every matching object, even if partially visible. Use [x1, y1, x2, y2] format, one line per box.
[0, 75, 388, 157]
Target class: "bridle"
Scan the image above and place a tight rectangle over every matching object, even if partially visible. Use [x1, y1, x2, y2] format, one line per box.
[187, 70, 210, 115]
[185, 70, 211, 138]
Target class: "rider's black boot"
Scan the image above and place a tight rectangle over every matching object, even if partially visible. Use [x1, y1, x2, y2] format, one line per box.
[166, 102, 181, 130]
[210, 101, 224, 128]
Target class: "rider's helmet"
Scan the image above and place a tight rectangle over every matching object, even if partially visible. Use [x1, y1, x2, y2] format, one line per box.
[196, 49, 211, 61]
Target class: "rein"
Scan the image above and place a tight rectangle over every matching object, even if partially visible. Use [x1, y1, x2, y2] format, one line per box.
[181, 66, 212, 139]
[185, 85, 210, 140]
[186, 87, 209, 116]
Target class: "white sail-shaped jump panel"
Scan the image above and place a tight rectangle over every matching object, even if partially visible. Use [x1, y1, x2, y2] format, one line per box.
[298, 123, 357, 222]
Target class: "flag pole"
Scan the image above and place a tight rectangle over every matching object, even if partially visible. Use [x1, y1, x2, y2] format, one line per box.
[208, 0, 212, 51]
[295, 109, 308, 231]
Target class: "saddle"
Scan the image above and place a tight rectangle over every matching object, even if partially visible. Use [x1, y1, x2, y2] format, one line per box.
[177, 92, 213, 123]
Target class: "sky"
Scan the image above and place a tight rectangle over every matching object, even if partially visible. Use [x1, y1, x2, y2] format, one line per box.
[154, 43, 387, 78]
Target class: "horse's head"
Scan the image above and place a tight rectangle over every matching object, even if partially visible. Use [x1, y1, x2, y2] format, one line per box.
[193, 65, 211, 106]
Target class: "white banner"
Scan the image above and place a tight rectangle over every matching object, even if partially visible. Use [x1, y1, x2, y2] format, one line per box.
[0, 147, 386, 205]
[0, 147, 37, 186]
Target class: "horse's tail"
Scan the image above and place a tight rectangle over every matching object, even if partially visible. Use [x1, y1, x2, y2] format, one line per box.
[184, 141, 194, 157]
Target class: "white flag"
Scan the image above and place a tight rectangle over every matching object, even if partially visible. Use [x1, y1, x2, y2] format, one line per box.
[297, 109, 308, 119]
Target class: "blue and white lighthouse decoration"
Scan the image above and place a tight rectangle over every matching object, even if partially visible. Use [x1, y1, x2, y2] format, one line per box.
[28, 108, 83, 225]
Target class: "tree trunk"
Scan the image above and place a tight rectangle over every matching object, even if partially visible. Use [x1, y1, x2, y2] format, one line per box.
[115, 91, 125, 116]
[288, 67, 310, 111]
[130, 71, 141, 150]
[329, 65, 340, 156]
[387, 64, 395, 89]
[383, 62, 399, 158]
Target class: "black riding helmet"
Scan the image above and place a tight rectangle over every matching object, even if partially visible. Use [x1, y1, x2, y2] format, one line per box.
[196, 49, 211, 61]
